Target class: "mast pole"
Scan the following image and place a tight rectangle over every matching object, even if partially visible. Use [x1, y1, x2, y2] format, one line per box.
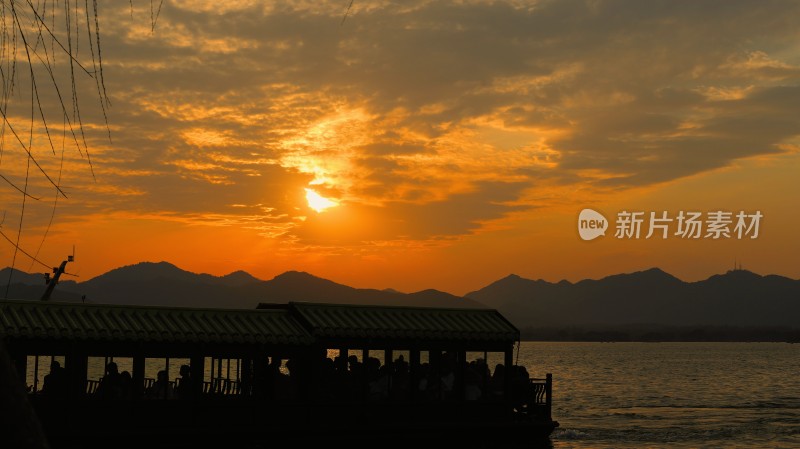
[40, 254, 73, 301]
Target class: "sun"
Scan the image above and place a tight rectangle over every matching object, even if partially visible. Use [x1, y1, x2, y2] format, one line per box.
[305, 188, 338, 213]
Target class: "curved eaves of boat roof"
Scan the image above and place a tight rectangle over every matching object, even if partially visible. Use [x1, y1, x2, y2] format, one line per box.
[0, 300, 313, 346]
[260, 302, 520, 343]
[0, 300, 519, 347]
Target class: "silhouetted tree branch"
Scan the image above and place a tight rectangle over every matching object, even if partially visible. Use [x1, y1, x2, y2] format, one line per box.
[0, 1, 162, 296]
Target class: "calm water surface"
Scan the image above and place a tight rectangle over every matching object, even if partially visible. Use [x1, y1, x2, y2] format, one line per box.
[517, 342, 800, 448]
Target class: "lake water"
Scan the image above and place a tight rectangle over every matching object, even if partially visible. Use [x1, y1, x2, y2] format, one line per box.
[517, 342, 800, 448]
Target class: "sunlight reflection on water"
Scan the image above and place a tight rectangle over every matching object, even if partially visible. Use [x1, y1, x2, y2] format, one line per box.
[521, 342, 800, 449]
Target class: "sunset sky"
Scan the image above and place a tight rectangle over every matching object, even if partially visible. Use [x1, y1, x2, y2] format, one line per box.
[1, 0, 799, 295]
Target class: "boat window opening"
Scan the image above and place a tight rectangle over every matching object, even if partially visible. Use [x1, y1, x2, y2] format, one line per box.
[416, 351, 431, 399]
[371, 350, 385, 367]
[86, 356, 101, 395]
[332, 348, 347, 370]
[205, 357, 242, 395]
[347, 348, 364, 374]
[439, 351, 457, 401]
[335, 349, 364, 401]
[277, 357, 289, 376]
[465, 352, 491, 401]
[270, 357, 300, 401]
[481, 351, 507, 401]
[206, 357, 215, 394]
[233, 358, 241, 394]
[86, 356, 133, 381]
[320, 348, 344, 400]
[419, 351, 430, 365]
[388, 350, 410, 401]
[392, 350, 410, 364]
[419, 350, 455, 402]
[87, 356, 104, 381]
[110, 357, 134, 375]
[361, 349, 391, 401]
[421, 350, 443, 401]
[26, 354, 65, 394]
[83, 356, 136, 399]
[432, 350, 443, 401]
[484, 351, 505, 371]
[33, 355, 39, 393]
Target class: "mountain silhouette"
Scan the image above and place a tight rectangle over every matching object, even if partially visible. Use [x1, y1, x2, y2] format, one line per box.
[4, 263, 798, 336]
[0, 267, 48, 286]
[0, 267, 83, 302]
[240, 270, 480, 308]
[85, 261, 260, 288]
[1, 262, 482, 309]
[466, 268, 800, 330]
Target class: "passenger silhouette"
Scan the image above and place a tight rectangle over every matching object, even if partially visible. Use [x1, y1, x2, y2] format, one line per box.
[176, 364, 194, 400]
[464, 364, 482, 401]
[95, 362, 123, 399]
[146, 370, 173, 399]
[490, 363, 506, 399]
[119, 371, 133, 400]
[41, 360, 67, 398]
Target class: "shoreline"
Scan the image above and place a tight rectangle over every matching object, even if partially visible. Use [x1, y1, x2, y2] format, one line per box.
[521, 327, 800, 343]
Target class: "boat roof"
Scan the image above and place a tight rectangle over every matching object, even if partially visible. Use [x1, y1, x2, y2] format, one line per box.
[260, 302, 520, 344]
[0, 300, 520, 348]
[0, 300, 312, 346]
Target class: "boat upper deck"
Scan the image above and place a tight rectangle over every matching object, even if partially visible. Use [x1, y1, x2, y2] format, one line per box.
[0, 300, 313, 350]
[260, 302, 519, 348]
[1, 300, 520, 351]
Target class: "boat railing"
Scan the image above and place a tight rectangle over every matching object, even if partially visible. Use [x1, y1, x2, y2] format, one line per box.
[202, 378, 241, 395]
[522, 373, 552, 419]
[527, 378, 547, 405]
[85, 379, 100, 395]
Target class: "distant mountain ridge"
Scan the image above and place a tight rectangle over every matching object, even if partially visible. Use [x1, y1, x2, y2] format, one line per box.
[466, 267, 800, 329]
[2, 263, 798, 338]
[1, 261, 482, 309]
[86, 262, 261, 288]
[0, 267, 48, 286]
